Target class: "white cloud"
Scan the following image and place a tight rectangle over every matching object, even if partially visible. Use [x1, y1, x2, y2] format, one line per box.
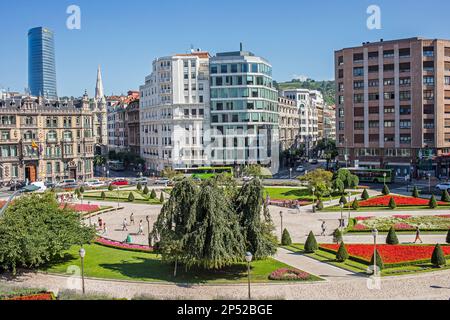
[291, 74, 309, 81]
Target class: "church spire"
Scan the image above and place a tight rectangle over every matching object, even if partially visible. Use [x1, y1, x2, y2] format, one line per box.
[95, 65, 104, 101]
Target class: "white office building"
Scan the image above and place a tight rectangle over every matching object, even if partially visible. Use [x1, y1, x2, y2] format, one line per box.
[139, 50, 211, 172]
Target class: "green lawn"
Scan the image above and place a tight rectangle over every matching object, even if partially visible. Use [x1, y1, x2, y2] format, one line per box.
[42, 244, 322, 284]
[283, 244, 450, 277]
[264, 187, 357, 202]
[83, 190, 162, 205]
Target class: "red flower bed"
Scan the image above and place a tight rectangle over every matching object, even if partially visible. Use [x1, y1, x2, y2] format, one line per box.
[320, 244, 450, 264]
[355, 216, 374, 221]
[95, 236, 153, 252]
[359, 195, 447, 207]
[0, 201, 5, 209]
[393, 215, 412, 219]
[393, 223, 414, 230]
[353, 224, 368, 230]
[6, 293, 55, 300]
[268, 268, 312, 281]
[61, 204, 100, 213]
[436, 214, 450, 218]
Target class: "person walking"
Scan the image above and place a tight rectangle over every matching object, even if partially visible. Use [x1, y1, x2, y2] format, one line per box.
[138, 220, 144, 235]
[130, 212, 135, 225]
[103, 223, 107, 235]
[321, 221, 326, 236]
[122, 218, 128, 231]
[414, 226, 423, 244]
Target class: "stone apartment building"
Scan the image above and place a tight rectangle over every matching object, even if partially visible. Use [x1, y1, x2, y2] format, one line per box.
[278, 96, 300, 151]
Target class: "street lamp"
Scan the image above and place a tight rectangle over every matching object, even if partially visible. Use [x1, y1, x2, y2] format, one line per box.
[339, 202, 344, 231]
[146, 215, 151, 247]
[383, 172, 387, 186]
[347, 191, 352, 221]
[279, 211, 283, 241]
[116, 185, 120, 210]
[371, 229, 378, 276]
[245, 252, 253, 300]
[311, 187, 316, 213]
[79, 247, 86, 294]
[427, 173, 431, 193]
[289, 168, 293, 179]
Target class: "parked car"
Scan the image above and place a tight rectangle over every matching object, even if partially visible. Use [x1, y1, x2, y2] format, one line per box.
[310, 159, 319, 165]
[85, 179, 106, 188]
[9, 180, 26, 191]
[111, 178, 129, 186]
[295, 166, 305, 173]
[436, 182, 450, 192]
[154, 178, 170, 185]
[57, 179, 77, 188]
[132, 177, 149, 186]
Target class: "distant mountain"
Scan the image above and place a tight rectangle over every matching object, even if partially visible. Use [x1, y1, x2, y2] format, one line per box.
[275, 79, 336, 106]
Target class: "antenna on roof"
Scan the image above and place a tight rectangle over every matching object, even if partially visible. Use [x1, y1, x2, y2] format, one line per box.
[240, 42, 243, 51]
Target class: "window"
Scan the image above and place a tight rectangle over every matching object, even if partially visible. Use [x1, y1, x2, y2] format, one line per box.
[338, 69, 344, 79]
[423, 47, 434, 57]
[424, 61, 434, 72]
[423, 76, 435, 85]
[368, 65, 379, 73]
[384, 64, 394, 72]
[400, 77, 411, 86]
[353, 67, 364, 77]
[384, 78, 395, 86]
[354, 121, 364, 130]
[384, 106, 395, 113]
[338, 56, 344, 66]
[221, 65, 227, 73]
[353, 53, 364, 62]
[368, 79, 379, 87]
[400, 120, 411, 129]
[369, 121, 379, 128]
[354, 94, 364, 103]
[384, 92, 395, 100]
[384, 121, 395, 128]
[368, 93, 379, 101]
[211, 65, 218, 74]
[63, 131, 72, 141]
[383, 50, 394, 58]
[445, 76, 450, 86]
[399, 91, 411, 101]
[400, 135, 411, 144]
[424, 90, 434, 100]
[354, 81, 364, 89]
[399, 48, 411, 58]
[47, 131, 57, 141]
[368, 51, 379, 60]
[400, 106, 411, 115]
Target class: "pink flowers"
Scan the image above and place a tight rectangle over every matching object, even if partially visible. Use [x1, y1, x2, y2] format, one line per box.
[393, 223, 414, 230]
[393, 215, 412, 219]
[353, 224, 368, 230]
[61, 204, 100, 213]
[359, 195, 447, 207]
[95, 236, 153, 252]
[355, 216, 374, 221]
[268, 268, 312, 281]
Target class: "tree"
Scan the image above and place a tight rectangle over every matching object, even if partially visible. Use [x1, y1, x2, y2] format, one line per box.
[352, 198, 359, 210]
[143, 185, 149, 195]
[304, 231, 318, 253]
[137, 182, 142, 191]
[161, 167, 180, 180]
[382, 184, 390, 196]
[361, 189, 370, 200]
[74, 188, 81, 198]
[389, 197, 397, 210]
[243, 165, 263, 178]
[446, 229, 450, 244]
[0, 193, 95, 274]
[370, 249, 384, 271]
[128, 192, 135, 202]
[79, 186, 85, 194]
[339, 195, 347, 205]
[108, 184, 113, 192]
[336, 242, 349, 262]
[386, 226, 399, 245]
[235, 179, 277, 260]
[281, 229, 292, 246]
[441, 190, 450, 203]
[101, 191, 106, 200]
[429, 195, 438, 209]
[150, 189, 157, 199]
[299, 169, 333, 198]
[332, 178, 345, 194]
[333, 229, 343, 244]
[334, 169, 359, 189]
[431, 244, 446, 268]
[159, 192, 165, 203]
[412, 186, 420, 198]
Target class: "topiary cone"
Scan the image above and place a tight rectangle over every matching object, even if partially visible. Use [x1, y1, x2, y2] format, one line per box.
[386, 226, 399, 245]
[336, 242, 349, 262]
[304, 231, 318, 253]
[431, 244, 446, 268]
[361, 189, 370, 200]
[446, 229, 450, 244]
[281, 229, 292, 246]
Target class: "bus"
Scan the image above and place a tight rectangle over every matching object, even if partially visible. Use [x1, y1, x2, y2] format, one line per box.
[108, 160, 125, 171]
[174, 167, 234, 180]
[348, 168, 394, 184]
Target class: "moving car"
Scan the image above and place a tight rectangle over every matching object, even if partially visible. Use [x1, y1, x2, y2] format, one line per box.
[132, 177, 149, 186]
[154, 178, 170, 185]
[111, 178, 129, 186]
[310, 159, 319, 165]
[295, 166, 305, 173]
[436, 182, 450, 192]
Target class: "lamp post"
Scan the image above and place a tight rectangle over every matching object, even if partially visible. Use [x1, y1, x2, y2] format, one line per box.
[116, 185, 120, 211]
[289, 168, 292, 179]
[79, 247, 86, 294]
[88, 201, 91, 226]
[245, 252, 253, 300]
[372, 229, 378, 276]
[383, 172, 387, 186]
[311, 187, 316, 213]
[347, 191, 352, 222]
[279, 211, 283, 241]
[146, 215, 151, 247]
[339, 202, 344, 231]
[427, 173, 431, 194]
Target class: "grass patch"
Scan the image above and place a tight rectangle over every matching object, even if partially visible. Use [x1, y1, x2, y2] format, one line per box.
[264, 187, 357, 201]
[41, 244, 320, 284]
[83, 190, 161, 205]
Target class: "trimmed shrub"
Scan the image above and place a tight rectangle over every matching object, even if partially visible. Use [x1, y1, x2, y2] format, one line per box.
[333, 229, 343, 244]
[143, 185, 149, 195]
[304, 231, 318, 253]
[79, 186, 85, 194]
[137, 183, 142, 191]
[336, 242, 349, 262]
[361, 189, 370, 200]
[352, 198, 359, 210]
[159, 192, 165, 203]
[339, 195, 347, 205]
[74, 188, 81, 198]
[441, 190, 450, 203]
[108, 184, 113, 192]
[150, 189, 157, 199]
[101, 191, 106, 200]
[388, 197, 397, 210]
[128, 192, 135, 202]
[431, 244, 446, 268]
[446, 229, 450, 244]
[370, 249, 384, 271]
[386, 226, 399, 245]
[281, 229, 292, 246]
[412, 186, 420, 198]
[316, 200, 324, 211]
[429, 195, 438, 209]
[382, 184, 390, 196]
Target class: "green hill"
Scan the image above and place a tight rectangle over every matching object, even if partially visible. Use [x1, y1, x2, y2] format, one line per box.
[275, 79, 336, 106]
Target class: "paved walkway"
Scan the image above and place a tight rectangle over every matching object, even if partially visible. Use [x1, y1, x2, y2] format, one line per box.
[274, 248, 356, 281]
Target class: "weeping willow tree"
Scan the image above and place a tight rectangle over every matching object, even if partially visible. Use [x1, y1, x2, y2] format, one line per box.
[235, 178, 277, 260]
[183, 180, 245, 269]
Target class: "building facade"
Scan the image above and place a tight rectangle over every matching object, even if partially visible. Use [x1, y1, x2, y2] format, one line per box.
[0, 94, 98, 184]
[209, 49, 279, 172]
[335, 37, 450, 177]
[126, 99, 140, 155]
[278, 96, 300, 151]
[139, 51, 211, 172]
[28, 27, 58, 100]
[323, 104, 336, 141]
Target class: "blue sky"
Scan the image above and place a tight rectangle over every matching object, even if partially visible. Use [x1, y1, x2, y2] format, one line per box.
[1, 0, 449, 97]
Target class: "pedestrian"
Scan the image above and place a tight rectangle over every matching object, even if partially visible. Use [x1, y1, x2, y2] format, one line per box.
[296, 203, 301, 214]
[321, 221, 326, 236]
[103, 223, 107, 234]
[98, 217, 103, 229]
[130, 212, 135, 225]
[122, 218, 128, 231]
[414, 226, 423, 244]
[138, 220, 144, 235]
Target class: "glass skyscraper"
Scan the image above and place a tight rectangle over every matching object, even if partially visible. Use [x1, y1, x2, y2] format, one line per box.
[28, 27, 58, 100]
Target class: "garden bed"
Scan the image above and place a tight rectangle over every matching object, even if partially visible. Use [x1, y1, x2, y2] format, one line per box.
[358, 195, 448, 207]
[347, 215, 450, 232]
[0, 288, 55, 301]
[94, 236, 153, 253]
[319, 243, 450, 268]
[268, 268, 317, 281]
